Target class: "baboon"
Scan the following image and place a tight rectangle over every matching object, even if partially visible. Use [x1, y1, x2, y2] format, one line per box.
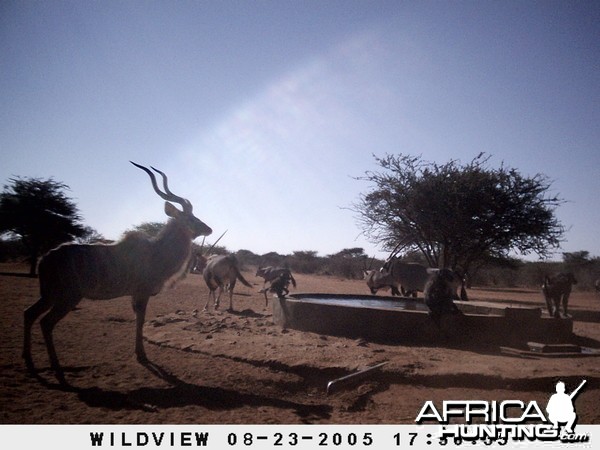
[259, 270, 296, 300]
[423, 269, 463, 327]
[542, 272, 577, 318]
[256, 266, 297, 305]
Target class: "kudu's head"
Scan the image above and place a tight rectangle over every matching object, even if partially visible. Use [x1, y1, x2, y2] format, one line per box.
[131, 162, 212, 239]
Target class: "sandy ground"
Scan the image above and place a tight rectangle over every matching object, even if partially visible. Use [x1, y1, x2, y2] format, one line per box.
[1, 263, 599, 424]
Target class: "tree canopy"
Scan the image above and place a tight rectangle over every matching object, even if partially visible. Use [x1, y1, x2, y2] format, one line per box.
[353, 153, 566, 274]
[0, 177, 88, 275]
[124, 221, 166, 239]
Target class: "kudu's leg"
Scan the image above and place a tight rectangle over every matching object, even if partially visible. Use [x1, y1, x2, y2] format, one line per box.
[39, 303, 74, 384]
[132, 296, 150, 363]
[23, 296, 53, 371]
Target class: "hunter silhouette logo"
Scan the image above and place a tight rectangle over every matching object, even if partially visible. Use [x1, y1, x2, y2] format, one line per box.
[415, 378, 590, 444]
[546, 379, 586, 434]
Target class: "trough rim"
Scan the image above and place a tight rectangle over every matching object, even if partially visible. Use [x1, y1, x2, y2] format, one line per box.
[285, 292, 536, 317]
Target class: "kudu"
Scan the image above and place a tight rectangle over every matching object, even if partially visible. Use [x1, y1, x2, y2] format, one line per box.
[23, 162, 212, 383]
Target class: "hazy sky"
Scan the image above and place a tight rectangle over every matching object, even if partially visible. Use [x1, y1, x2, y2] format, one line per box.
[1, 0, 598, 260]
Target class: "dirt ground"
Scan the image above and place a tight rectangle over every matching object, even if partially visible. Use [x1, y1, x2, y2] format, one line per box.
[1, 262, 599, 424]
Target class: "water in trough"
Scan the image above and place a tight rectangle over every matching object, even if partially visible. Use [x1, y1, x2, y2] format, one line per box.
[272, 293, 573, 347]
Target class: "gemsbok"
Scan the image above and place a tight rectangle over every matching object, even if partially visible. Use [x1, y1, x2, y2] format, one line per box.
[363, 269, 403, 296]
[367, 257, 468, 300]
[203, 254, 253, 311]
[23, 162, 212, 383]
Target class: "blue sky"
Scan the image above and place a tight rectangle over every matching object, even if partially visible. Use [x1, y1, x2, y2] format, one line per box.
[1, 0, 598, 260]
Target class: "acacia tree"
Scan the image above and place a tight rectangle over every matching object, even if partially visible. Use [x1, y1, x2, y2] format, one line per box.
[326, 247, 368, 279]
[0, 177, 87, 275]
[124, 221, 166, 238]
[353, 154, 565, 276]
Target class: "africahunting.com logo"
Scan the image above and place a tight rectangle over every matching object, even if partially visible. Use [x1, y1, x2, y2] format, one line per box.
[415, 379, 590, 445]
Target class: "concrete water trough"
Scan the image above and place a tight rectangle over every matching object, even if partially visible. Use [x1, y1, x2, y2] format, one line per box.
[272, 293, 574, 347]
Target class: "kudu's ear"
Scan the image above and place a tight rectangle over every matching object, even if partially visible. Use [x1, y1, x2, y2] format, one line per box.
[164, 201, 181, 218]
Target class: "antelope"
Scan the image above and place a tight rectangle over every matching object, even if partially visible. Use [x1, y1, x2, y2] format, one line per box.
[255, 266, 297, 305]
[368, 257, 467, 300]
[363, 269, 402, 296]
[191, 230, 228, 275]
[22, 162, 212, 383]
[203, 254, 252, 311]
[366, 259, 430, 297]
[542, 272, 577, 318]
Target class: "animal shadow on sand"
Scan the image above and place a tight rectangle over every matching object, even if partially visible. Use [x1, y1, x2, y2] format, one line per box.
[31, 360, 331, 422]
[228, 308, 267, 318]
